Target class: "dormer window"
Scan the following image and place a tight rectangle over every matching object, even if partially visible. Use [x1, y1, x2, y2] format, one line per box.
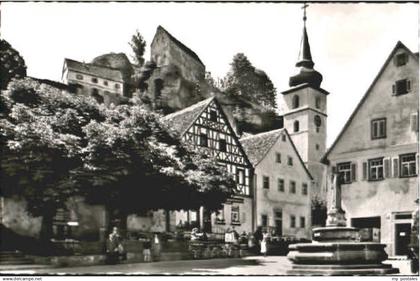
[395, 53, 408, 67]
[103, 80, 108, 86]
[292, 95, 300, 109]
[91, 77, 98, 83]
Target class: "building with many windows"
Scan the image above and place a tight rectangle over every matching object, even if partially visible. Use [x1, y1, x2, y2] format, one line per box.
[62, 58, 127, 106]
[322, 41, 419, 256]
[240, 129, 313, 239]
[161, 97, 254, 234]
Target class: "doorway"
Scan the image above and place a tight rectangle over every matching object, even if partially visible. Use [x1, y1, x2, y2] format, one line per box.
[395, 223, 411, 256]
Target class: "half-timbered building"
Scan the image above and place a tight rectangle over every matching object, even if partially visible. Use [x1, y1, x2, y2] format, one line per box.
[162, 97, 254, 234]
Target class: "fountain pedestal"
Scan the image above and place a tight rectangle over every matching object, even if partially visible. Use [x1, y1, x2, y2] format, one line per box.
[286, 174, 399, 275]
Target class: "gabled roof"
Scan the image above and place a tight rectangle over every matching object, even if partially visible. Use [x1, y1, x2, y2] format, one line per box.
[153, 26, 205, 66]
[161, 97, 214, 136]
[322, 41, 419, 164]
[63, 58, 124, 82]
[240, 129, 313, 180]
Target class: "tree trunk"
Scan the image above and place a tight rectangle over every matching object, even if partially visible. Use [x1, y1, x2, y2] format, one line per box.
[165, 209, 170, 232]
[39, 212, 54, 243]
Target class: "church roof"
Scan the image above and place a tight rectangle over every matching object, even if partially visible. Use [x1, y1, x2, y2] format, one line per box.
[240, 129, 313, 180]
[154, 26, 205, 66]
[161, 97, 214, 135]
[289, 11, 323, 88]
[63, 58, 124, 83]
[322, 41, 418, 164]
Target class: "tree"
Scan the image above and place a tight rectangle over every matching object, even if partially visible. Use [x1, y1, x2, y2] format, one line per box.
[129, 30, 147, 67]
[0, 78, 102, 242]
[79, 105, 235, 227]
[223, 53, 277, 109]
[0, 39, 27, 90]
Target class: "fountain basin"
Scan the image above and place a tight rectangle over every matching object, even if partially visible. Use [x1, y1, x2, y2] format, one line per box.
[288, 242, 388, 264]
[312, 226, 359, 242]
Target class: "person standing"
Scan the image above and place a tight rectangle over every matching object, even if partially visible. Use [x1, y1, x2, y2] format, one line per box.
[260, 230, 269, 257]
[152, 233, 161, 261]
[142, 237, 152, 262]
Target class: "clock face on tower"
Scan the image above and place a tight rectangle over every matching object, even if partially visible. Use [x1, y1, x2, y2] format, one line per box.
[314, 115, 322, 127]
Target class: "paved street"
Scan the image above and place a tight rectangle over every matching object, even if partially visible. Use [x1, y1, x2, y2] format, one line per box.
[1, 256, 292, 275]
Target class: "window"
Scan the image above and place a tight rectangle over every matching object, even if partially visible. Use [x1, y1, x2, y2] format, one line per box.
[76, 74, 83, 80]
[315, 97, 321, 109]
[316, 144, 320, 150]
[103, 80, 108, 86]
[199, 133, 208, 147]
[219, 139, 226, 152]
[287, 156, 293, 166]
[216, 209, 225, 224]
[290, 215, 296, 228]
[369, 158, 384, 181]
[395, 53, 408, 66]
[274, 210, 283, 236]
[210, 110, 217, 122]
[282, 134, 286, 142]
[371, 118, 386, 139]
[292, 95, 300, 109]
[263, 176, 270, 189]
[278, 178, 284, 192]
[115, 83, 121, 89]
[337, 162, 352, 184]
[393, 79, 411, 96]
[300, 217, 306, 228]
[231, 206, 240, 224]
[400, 153, 417, 177]
[294, 121, 300, 132]
[261, 215, 268, 227]
[237, 169, 245, 185]
[276, 152, 281, 163]
[91, 77, 98, 83]
[302, 183, 308, 195]
[290, 181, 296, 194]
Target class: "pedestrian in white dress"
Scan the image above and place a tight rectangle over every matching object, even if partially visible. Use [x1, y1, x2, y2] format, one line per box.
[260, 231, 269, 257]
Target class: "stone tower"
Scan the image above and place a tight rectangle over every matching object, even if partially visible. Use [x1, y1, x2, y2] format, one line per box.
[281, 7, 328, 199]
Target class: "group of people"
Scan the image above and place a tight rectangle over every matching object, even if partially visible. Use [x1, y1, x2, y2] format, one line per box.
[106, 226, 161, 264]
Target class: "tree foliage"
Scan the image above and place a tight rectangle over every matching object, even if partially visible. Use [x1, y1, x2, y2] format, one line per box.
[223, 53, 277, 109]
[0, 78, 235, 239]
[129, 30, 147, 67]
[0, 39, 27, 90]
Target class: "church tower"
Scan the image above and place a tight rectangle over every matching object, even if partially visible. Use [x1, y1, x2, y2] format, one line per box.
[281, 5, 328, 199]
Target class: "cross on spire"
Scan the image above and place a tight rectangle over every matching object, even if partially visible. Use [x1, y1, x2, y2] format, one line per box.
[302, 3, 309, 23]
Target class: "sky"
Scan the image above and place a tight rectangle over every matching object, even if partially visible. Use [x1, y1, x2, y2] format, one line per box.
[1, 2, 418, 147]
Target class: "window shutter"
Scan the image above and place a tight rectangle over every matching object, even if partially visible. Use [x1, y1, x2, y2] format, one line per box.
[362, 162, 367, 180]
[407, 80, 411, 92]
[411, 113, 419, 132]
[351, 163, 357, 182]
[392, 157, 399, 178]
[384, 157, 391, 178]
[392, 84, 396, 95]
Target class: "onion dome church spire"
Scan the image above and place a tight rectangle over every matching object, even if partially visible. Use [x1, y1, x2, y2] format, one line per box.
[289, 4, 323, 88]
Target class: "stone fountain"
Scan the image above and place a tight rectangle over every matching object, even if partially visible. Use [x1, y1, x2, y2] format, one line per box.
[287, 173, 399, 275]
